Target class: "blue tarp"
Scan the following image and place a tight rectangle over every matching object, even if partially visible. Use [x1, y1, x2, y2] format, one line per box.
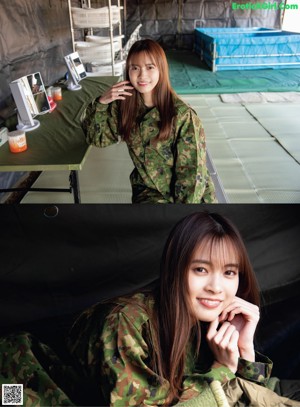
[195, 28, 300, 71]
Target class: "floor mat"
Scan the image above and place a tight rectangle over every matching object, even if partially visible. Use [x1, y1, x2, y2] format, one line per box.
[168, 51, 300, 94]
[181, 95, 300, 203]
[220, 92, 300, 103]
[244, 104, 300, 164]
[21, 143, 133, 204]
[20, 95, 300, 204]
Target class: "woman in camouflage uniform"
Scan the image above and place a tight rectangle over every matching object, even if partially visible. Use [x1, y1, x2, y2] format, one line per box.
[1, 212, 299, 406]
[82, 39, 216, 203]
[67, 211, 299, 406]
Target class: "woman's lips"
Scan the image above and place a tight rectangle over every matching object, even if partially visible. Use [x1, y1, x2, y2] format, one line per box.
[198, 298, 222, 309]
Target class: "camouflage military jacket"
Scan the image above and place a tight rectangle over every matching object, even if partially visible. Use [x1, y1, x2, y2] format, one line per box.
[83, 96, 217, 203]
[68, 293, 273, 407]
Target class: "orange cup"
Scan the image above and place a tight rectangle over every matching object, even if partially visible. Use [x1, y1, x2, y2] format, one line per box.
[52, 86, 62, 101]
[8, 130, 27, 153]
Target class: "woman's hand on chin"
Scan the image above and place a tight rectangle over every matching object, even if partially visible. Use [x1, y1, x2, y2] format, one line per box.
[207, 317, 240, 373]
[218, 296, 259, 361]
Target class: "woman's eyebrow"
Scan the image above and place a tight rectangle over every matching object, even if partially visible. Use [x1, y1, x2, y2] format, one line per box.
[190, 259, 211, 265]
[129, 63, 156, 67]
[190, 259, 239, 268]
[224, 263, 239, 268]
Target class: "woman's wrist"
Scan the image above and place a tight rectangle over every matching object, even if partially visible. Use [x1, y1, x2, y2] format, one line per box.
[212, 360, 237, 374]
[239, 347, 255, 362]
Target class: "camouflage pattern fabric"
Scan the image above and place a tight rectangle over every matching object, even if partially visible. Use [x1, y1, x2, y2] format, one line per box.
[0, 332, 75, 406]
[0, 292, 296, 406]
[68, 293, 273, 406]
[237, 354, 273, 386]
[82, 96, 217, 203]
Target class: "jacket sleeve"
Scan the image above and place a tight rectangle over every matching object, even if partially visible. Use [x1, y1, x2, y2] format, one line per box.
[82, 100, 120, 148]
[236, 352, 273, 386]
[191, 352, 272, 388]
[101, 311, 170, 407]
[101, 312, 238, 406]
[174, 109, 217, 203]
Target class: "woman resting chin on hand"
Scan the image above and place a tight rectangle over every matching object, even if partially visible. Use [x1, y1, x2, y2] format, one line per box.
[207, 296, 260, 373]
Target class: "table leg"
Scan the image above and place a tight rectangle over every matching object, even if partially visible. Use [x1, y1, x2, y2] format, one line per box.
[69, 170, 81, 204]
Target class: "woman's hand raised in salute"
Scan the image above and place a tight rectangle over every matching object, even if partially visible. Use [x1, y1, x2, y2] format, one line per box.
[99, 80, 134, 104]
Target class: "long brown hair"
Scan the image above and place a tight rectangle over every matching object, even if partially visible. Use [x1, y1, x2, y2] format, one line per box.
[153, 211, 260, 405]
[119, 39, 176, 141]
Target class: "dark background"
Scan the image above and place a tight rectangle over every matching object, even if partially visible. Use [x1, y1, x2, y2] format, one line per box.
[0, 204, 299, 379]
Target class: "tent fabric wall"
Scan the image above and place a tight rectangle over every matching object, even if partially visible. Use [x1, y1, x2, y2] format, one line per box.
[1, 204, 299, 328]
[125, 0, 282, 49]
[0, 0, 283, 110]
[0, 204, 300, 379]
[0, 0, 80, 195]
[0, 0, 79, 109]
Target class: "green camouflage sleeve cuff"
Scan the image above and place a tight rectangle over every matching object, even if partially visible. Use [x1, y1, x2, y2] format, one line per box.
[237, 352, 273, 385]
[196, 364, 236, 384]
[95, 100, 110, 111]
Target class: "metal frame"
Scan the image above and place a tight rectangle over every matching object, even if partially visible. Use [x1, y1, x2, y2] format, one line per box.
[69, 0, 124, 76]
[0, 170, 81, 204]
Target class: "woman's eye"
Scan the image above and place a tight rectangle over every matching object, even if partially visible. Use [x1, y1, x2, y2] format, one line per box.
[225, 270, 237, 276]
[194, 267, 206, 274]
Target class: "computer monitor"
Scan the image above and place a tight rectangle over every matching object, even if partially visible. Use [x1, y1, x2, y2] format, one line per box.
[64, 52, 87, 91]
[9, 72, 51, 132]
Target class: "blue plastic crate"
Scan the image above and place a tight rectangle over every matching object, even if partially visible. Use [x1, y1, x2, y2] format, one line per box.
[195, 27, 300, 71]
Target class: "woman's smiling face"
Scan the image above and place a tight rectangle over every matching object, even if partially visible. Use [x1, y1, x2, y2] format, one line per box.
[188, 237, 240, 322]
[128, 51, 160, 106]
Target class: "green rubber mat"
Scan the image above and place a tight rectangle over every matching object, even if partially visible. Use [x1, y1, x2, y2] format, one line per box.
[168, 51, 300, 94]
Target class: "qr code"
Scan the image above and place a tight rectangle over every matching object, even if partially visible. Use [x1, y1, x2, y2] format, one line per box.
[2, 384, 23, 405]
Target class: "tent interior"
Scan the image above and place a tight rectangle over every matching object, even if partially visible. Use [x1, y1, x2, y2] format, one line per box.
[0, 204, 300, 400]
[0, 0, 300, 203]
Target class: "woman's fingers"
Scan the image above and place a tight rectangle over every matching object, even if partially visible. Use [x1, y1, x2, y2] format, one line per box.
[113, 82, 134, 95]
[113, 87, 133, 98]
[207, 297, 258, 368]
[99, 82, 134, 104]
[219, 297, 259, 323]
[207, 320, 240, 373]
[227, 329, 239, 353]
[213, 322, 237, 348]
[208, 321, 239, 350]
[207, 317, 219, 340]
[217, 297, 258, 362]
[115, 80, 132, 88]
